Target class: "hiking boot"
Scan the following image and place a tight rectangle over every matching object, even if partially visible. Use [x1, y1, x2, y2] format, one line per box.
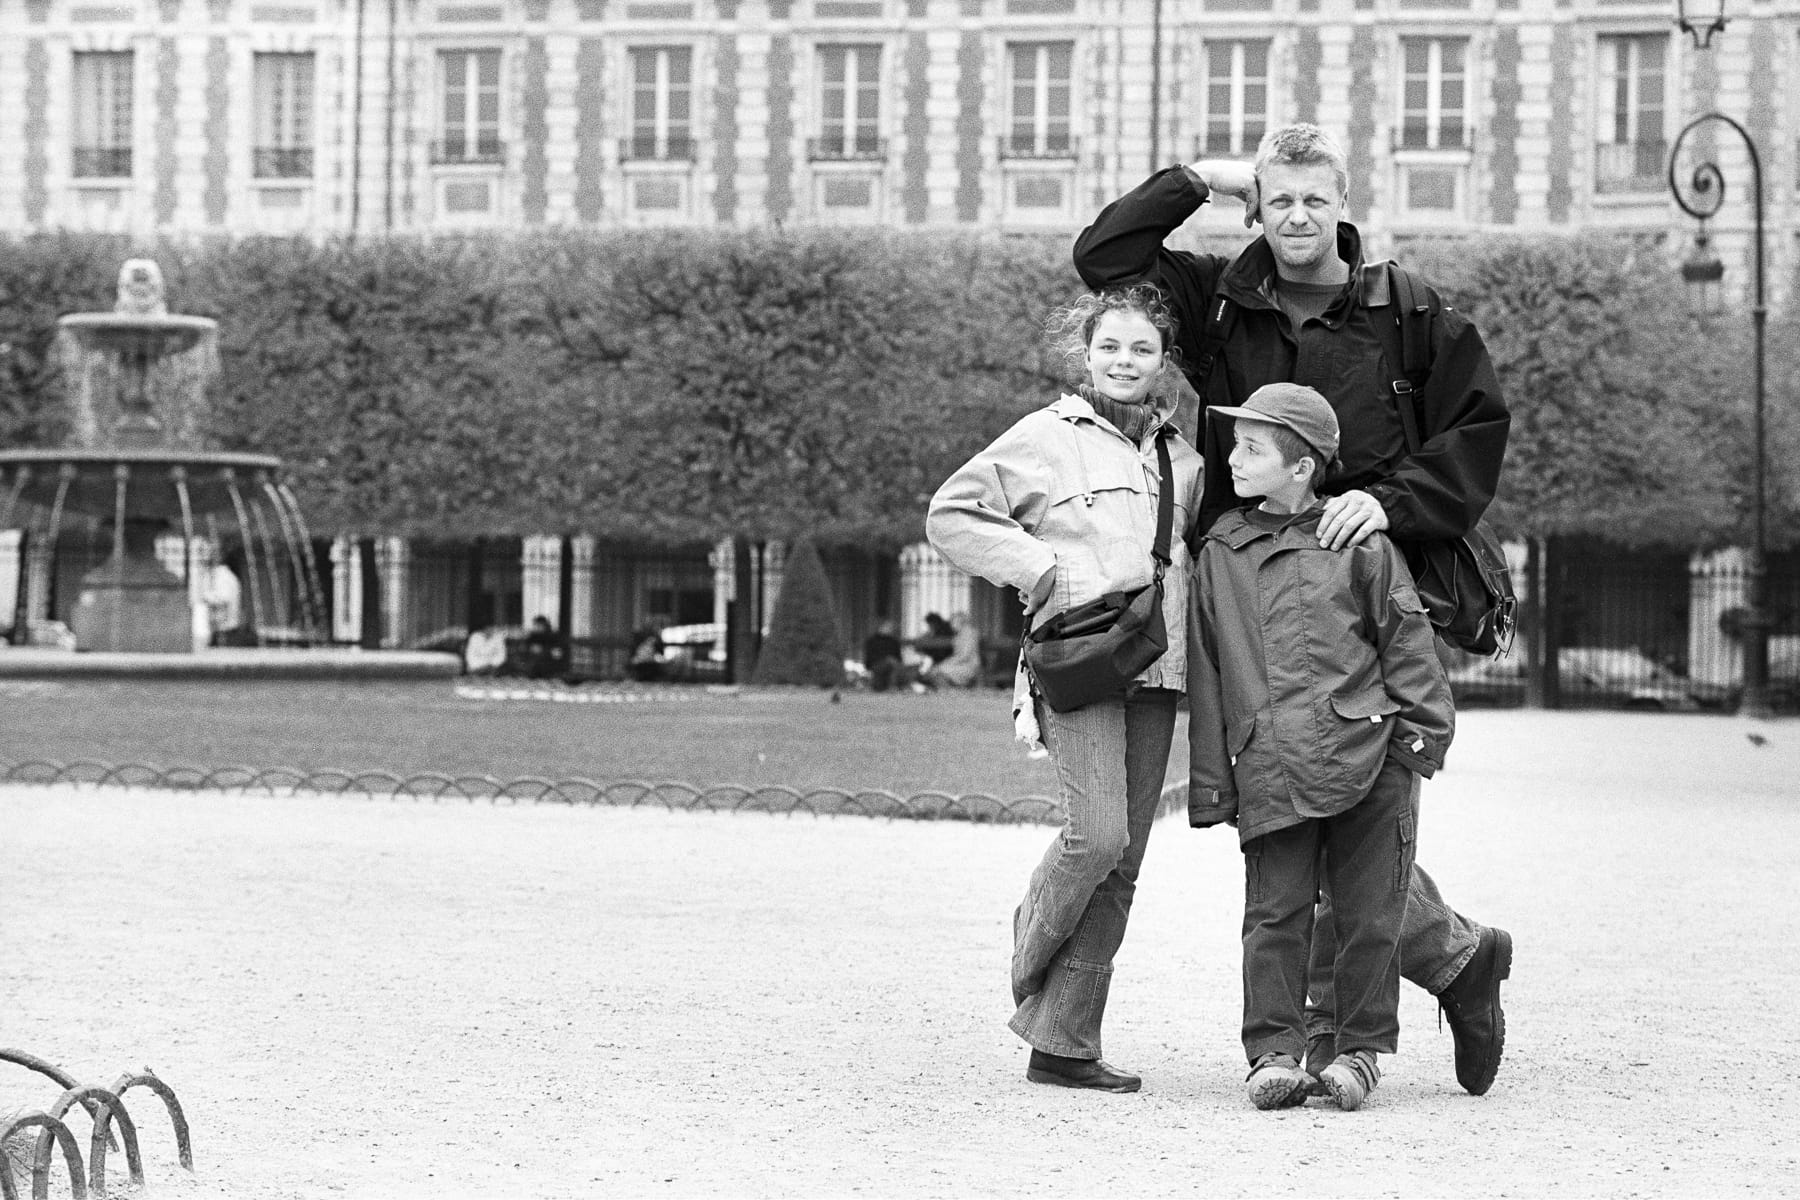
[1245, 1052, 1310, 1110]
[1438, 926, 1513, 1096]
[1319, 1049, 1380, 1112]
[1304, 1031, 1336, 1095]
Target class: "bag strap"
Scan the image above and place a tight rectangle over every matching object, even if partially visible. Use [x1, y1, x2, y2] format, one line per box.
[1193, 293, 1237, 399]
[1150, 428, 1174, 580]
[1381, 261, 1438, 455]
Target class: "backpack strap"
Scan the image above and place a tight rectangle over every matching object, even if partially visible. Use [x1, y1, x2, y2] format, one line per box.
[1173, 292, 1237, 446]
[1193, 293, 1237, 395]
[1380, 261, 1440, 454]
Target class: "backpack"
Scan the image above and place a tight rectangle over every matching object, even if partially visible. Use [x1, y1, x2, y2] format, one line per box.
[1190, 262, 1517, 658]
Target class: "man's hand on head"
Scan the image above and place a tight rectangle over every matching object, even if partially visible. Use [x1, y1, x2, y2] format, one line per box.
[1190, 159, 1260, 228]
[1317, 489, 1390, 550]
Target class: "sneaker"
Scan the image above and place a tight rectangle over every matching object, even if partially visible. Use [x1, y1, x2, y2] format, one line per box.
[1245, 1052, 1310, 1110]
[1437, 926, 1513, 1096]
[1319, 1049, 1380, 1111]
[1304, 1030, 1336, 1095]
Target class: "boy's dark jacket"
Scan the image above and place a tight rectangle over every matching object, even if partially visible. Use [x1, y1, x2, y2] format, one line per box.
[1187, 505, 1454, 846]
[1072, 165, 1509, 541]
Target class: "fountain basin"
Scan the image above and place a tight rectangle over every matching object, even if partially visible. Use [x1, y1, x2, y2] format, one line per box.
[0, 449, 286, 521]
[58, 311, 216, 357]
[1, 450, 324, 652]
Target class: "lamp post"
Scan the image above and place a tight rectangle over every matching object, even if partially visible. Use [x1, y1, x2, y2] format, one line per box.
[1675, 0, 1728, 45]
[1667, 106, 1772, 718]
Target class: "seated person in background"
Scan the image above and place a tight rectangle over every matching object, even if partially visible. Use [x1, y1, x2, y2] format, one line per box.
[916, 611, 957, 668]
[204, 561, 243, 647]
[522, 615, 564, 679]
[924, 612, 983, 689]
[863, 620, 906, 691]
[629, 625, 665, 682]
[464, 625, 508, 676]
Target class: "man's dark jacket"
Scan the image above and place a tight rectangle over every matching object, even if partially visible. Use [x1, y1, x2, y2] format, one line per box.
[1073, 165, 1510, 541]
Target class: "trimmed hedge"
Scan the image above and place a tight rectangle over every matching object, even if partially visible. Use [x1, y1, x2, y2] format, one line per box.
[751, 537, 847, 687]
[1, 229, 1070, 546]
[1, 227, 1792, 549]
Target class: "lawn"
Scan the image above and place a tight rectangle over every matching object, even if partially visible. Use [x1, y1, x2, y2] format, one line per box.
[0, 679, 1122, 803]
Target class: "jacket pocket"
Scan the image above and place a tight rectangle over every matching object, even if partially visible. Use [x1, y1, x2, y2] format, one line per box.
[1393, 802, 1416, 894]
[1329, 688, 1401, 723]
[1328, 688, 1400, 798]
[1225, 710, 1256, 766]
[1391, 588, 1429, 617]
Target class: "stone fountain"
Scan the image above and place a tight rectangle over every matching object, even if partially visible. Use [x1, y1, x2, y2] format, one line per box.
[0, 260, 325, 652]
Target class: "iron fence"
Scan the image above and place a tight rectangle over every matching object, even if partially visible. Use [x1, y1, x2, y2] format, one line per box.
[0, 755, 1069, 824]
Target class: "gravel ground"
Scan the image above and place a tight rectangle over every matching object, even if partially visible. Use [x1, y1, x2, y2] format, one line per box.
[3, 709, 1798, 1199]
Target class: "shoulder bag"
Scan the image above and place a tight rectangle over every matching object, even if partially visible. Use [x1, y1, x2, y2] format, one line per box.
[1022, 431, 1174, 712]
[1385, 262, 1517, 658]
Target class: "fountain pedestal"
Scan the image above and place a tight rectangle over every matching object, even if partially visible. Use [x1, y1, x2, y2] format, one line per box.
[68, 519, 192, 652]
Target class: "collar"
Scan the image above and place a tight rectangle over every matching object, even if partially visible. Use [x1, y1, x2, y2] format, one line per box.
[1220, 222, 1383, 312]
[1048, 392, 1177, 437]
[1208, 502, 1328, 550]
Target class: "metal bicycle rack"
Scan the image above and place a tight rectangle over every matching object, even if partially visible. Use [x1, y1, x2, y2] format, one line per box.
[0, 1049, 191, 1200]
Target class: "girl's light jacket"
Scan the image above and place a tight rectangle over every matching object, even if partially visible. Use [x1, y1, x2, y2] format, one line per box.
[925, 393, 1204, 696]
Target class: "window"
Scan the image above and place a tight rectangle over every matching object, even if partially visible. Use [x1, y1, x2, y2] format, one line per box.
[626, 46, 694, 160]
[1595, 34, 1666, 194]
[1002, 41, 1073, 158]
[813, 44, 882, 159]
[72, 51, 133, 178]
[1199, 40, 1268, 156]
[254, 53, 314, 178]
[438, 49, 502, 164]
[1400, 37, 1468, 150]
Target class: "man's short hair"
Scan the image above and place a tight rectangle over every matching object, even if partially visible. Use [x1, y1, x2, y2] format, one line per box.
[1253, 123, 1349, 197]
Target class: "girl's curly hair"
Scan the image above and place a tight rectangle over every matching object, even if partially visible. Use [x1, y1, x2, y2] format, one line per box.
[1044, 284, 1183, 393]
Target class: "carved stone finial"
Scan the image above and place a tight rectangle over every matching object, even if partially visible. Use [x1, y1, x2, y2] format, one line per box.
[115, 259, 168, 316]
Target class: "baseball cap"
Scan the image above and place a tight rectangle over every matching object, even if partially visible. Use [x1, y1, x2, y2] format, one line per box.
[1210, 382, 1340, 463]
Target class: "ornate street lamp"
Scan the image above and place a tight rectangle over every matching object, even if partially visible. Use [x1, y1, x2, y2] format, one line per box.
[1675, 0, 1729, 47]
[1668, 96, 1773, 716]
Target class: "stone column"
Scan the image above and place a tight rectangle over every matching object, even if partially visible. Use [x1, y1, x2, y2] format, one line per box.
[898, 541, 971, 642]
[522, 534, 562, 630]
[0, 530, 19, 637]
[24, 532, 54, 630]
[164, 533, 215, 650]
[376, 536, 410, 649]
[568, 535, 596, 639]
[1502, 536, 1530, 667]
[711, 537, 735, 628]
[761, 541, 787, 628]
[331, 536, 362, 645]
[1689, 548, 1752, 687]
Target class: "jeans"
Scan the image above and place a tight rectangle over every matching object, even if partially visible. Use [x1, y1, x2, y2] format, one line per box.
[1241, 756, 1421, 1063]
[1305, 856, 1483, 1043]
[1009, 687, 1179, 1059]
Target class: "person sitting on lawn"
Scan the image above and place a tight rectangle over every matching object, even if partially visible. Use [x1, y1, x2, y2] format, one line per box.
[863, 620, 907, 691]
[522, 615, 565, 679]
[1187, 383, 1454, 1111]
[923, 612, 983, 689]
[628, 625, 665, 682]
[464, 624, 508, 677]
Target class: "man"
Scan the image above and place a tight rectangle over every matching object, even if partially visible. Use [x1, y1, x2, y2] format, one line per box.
[1074, 123, 1513, 1096]
[862, 620, 905, 691]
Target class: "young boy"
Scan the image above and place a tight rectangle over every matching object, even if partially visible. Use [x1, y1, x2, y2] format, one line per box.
[1186, 382, 1454, 1112]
